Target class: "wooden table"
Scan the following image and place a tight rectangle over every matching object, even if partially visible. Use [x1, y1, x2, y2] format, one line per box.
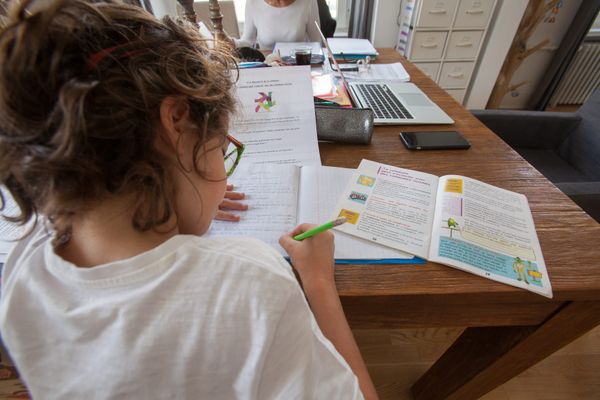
[322, 49, 600, 400]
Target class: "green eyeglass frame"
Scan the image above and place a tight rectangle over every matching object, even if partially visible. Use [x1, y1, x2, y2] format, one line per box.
[224, 134, 245, 177]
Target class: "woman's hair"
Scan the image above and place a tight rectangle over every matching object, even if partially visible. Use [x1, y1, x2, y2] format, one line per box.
[0, 0, 237, 244]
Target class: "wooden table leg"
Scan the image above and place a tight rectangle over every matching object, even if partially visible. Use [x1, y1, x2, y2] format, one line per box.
[411, 301, 600, 400]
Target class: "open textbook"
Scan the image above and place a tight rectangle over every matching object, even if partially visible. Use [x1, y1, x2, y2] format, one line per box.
[332, 160, 552, 297]
[208, 163, 418, 263]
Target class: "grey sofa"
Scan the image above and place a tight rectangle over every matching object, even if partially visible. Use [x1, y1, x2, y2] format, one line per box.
[471, 89, 600, 222]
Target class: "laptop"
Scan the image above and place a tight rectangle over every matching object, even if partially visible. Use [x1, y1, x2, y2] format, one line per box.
[315, 23, 454, 125]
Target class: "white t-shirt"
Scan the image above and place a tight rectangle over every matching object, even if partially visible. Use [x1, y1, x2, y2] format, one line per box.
[236, 0, 321, 49]
[0, 227, 363, 399]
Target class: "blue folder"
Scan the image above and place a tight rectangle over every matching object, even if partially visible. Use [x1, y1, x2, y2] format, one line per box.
[335, 257, 426, 265]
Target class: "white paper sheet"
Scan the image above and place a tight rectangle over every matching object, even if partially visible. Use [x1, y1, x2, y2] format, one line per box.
[229, 66, 321, 166]
[327, 38, 378, 56]
[207, 164, 300, 254]
[341, 63, 410, 82]
[1, 189, 31, 263]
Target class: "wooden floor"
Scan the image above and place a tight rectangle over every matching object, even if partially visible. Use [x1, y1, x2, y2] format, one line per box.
[355, 325, 600, 399]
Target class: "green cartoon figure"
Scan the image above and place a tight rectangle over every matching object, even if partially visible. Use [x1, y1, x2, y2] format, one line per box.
[445, 217, 460, 238]
[447, 217, 459, 228]
[513, 257, 529, 284]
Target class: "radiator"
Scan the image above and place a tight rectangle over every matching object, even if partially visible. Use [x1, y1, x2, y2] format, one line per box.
[550, 42, 600, 106]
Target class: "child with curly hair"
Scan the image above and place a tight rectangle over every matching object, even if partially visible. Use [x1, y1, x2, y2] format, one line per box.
[0, 0, 377, 398]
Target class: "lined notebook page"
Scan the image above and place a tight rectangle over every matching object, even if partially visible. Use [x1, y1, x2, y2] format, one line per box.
[207, 164, 300, 254]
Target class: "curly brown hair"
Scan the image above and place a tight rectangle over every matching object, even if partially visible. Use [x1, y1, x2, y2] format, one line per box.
[0, 0, 237, 245]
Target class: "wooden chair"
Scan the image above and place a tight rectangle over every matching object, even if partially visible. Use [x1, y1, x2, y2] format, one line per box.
[176, 0, 229, 43]
[175, 0, 239, 38]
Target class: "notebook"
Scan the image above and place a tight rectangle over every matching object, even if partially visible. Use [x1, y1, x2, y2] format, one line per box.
[326, 38, 378, 60]
[207, 163, 423, 264]
[315, 22, 454, 126]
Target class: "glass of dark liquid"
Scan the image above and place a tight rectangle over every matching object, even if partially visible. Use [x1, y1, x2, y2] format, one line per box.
[294, 46, 312, 65]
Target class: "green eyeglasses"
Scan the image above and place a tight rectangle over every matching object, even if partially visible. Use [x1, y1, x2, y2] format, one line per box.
[224, 134, 245, 177]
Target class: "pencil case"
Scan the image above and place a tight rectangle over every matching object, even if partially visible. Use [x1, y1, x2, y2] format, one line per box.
[315, 106, 374, 144]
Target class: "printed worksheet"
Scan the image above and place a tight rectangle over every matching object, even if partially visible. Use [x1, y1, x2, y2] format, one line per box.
[332, 159, 438, 259]
[229, 66, 321, 166]
[429, 175, 551, 297]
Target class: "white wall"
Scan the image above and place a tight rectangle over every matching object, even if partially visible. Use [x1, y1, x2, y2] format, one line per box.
[465, 0, 528, 109]
[370, 0, 401, 47]
[368, 0, 529, 109]
[150, 0, 178, 19]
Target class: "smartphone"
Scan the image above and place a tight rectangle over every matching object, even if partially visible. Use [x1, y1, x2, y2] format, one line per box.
[399, 131, 471, 150]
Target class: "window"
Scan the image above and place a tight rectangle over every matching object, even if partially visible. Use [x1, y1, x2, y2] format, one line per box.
[329, 0, 351, 36]
[589, 11, 600, 38]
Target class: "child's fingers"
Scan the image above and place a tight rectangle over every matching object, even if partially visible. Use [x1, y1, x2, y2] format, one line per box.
[223, 191, 245, 200]
[219, 199, 248, 210]
[290, 223, 317, 236]
[279, 223, 317, 248]
[214, 210, 241, 222]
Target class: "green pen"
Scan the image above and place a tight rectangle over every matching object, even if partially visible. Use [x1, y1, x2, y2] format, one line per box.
[293, 217, 347, 241]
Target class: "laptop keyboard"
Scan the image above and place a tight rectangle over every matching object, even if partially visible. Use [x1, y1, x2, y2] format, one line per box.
[353, 83, 414, 120]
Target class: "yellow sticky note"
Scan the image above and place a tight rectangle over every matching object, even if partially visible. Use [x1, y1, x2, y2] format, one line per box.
[338, 209, 360, 225]
[357, 175, 376, 187]
[445, 178, 463, 194]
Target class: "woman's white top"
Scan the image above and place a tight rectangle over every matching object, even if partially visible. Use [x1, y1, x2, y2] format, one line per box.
[236, 0, 322, 50]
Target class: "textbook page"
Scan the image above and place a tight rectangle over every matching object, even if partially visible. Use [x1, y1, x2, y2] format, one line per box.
[207, 163, 299, 254]
[332, 160, 439, 259]
[229, 66, 321, 166]
[429, 175, 552, 298]
[297, 166, 413, 260]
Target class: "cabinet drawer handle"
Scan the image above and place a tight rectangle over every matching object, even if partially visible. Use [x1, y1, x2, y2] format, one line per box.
[448, 72, 465, 78]
[456, 42, 473, 47]
[420, 43, 438, 48]
[428, 9, 447, 14]
[466, 9, 484, 15]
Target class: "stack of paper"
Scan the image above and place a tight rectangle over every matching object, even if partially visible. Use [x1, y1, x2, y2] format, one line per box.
[327, 38, 379, 60]
[340, 63, 410, 82]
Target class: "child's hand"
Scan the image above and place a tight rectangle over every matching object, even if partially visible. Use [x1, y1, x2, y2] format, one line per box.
[215, 184, 247, 222]
[279, 223, 335, 288]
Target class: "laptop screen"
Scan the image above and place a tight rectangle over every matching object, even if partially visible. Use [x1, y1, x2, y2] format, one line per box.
[314, 21, 349, 91]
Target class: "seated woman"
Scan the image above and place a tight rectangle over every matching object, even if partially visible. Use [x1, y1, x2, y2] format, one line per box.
[234, 0, 322, 49]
